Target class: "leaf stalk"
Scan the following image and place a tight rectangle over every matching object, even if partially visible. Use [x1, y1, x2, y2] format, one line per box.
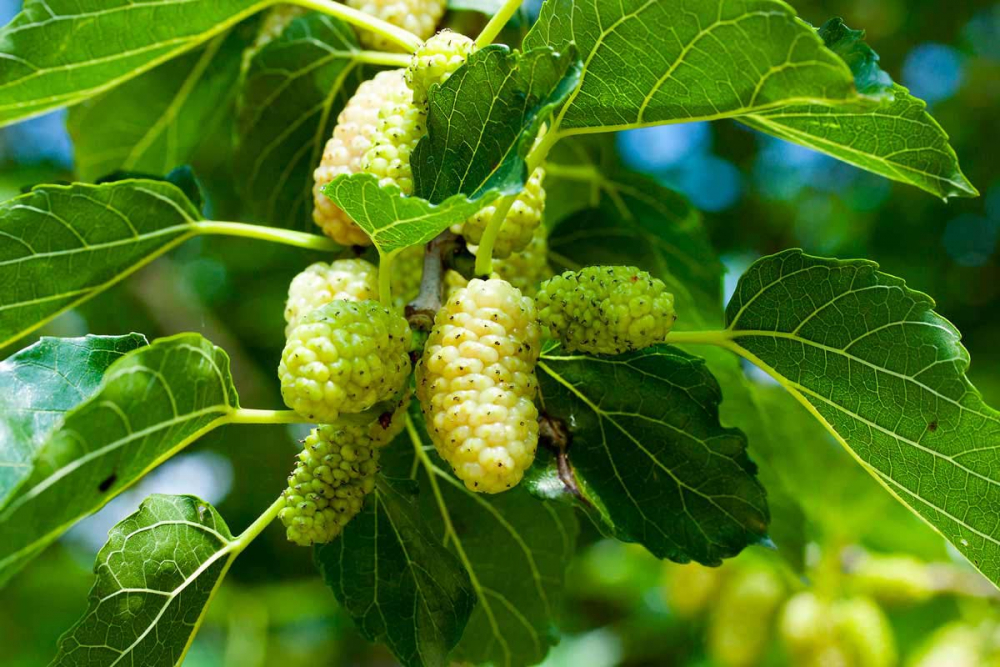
[291, 0, 423, 52]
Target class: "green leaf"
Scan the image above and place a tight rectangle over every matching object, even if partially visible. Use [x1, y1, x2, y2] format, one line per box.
[316, 476, 476, 667]
[411, 45, 582, 203]
[537, 345, 769, 565]
[0, 334, 148, 502]
[68, 29, 247, 182]
[0, 334, 238, 586]
[724, 249, 1000, 587]
[0, 180, 201, 349]
[387, 417, 578, 667]
[523, 0, 861, 134]
[814, 18, 892, 99]
[0, 0, 266, 127]
[235, 12, 369, 229]
[52, 494, 239, 666]
[546, 167, 723, 330]
[322, 174, 498, 254]
[740, 84, 978, 199]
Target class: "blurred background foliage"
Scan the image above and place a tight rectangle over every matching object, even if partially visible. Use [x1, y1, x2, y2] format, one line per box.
[1, 0, 999, 665]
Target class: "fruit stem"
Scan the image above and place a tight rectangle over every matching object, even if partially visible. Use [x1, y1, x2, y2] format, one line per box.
[354, 50, 413, 68]
[475, 0, 524, 48]
[292, 0, 423, 52]
[378, 250, 396, 308]
[473, 194, 516, 276]
[406, 231, 456, 331]
[194, 221, 339, 252]
[234, 495, 287, 552]
[663, 329, 732, 346]
[228, 409, 313, 425]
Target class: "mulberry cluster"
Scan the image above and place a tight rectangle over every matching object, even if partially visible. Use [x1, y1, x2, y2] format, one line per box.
[284, 259, 379, 335]
[406, 30, 477, 106]
[279, 394, 409, 546]
[346, 0, 445, 51]
[456, 167, 546, 258]
[416, 278, 540, 493]
[313, 69, 409, 246]
[535, 266, 676, 355]
[279, 300, 412, 422]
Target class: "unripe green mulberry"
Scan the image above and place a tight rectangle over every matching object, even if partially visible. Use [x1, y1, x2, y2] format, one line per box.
[406, 30, 477, 106]
[278, 394, 409, 546]
[708, 566, 785, 667]
[416, 278, 541, 493]
[346, 0, 445, 51]
[455, 167, 546, 258]
[361, 87, 425, 195]
[285, 259, 379, 335]
[279, 300, 412, 422]
[536, 266, 676, 355]
[832, 596, 897, 667]
[313, 69, 408, 246]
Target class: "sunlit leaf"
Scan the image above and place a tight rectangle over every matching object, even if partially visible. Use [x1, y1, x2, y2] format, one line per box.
[0, 334, 238, 585]
[316, 476, 476, 667]
[322, 175, 497, 254]
[0, 0, 265, 127]
[52, 494, 240, 666]
[523, 0, 863, 134]
[725, 249, 1000, 587]
[0, 334, 148, 502]
[0, 180, 201, 349]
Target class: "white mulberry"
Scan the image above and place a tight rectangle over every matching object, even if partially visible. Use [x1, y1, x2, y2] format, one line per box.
[361, 86, 425, 195]
[313, 69, 409, 246]
[285, 259, 379, 335]
[278, 394, 408, 547]
[416, 278, 540, 493]
[279, 300, 412, 422]
[391, 244, 426, 310]
[406, 30, 477, 106]
[536, 266, 676, 355]
[254, 5, 308, 49]
[455, 167, 546, 258]
[346, 0, 445, 51]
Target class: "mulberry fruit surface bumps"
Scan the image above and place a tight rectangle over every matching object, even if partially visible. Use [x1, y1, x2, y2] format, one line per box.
[536, 266, 676, 355]
[391, 243, 426, 310]
[284, 259, 379, 335]
[361, 85, 425, 195]
[406, 30, 476, 106]
[416, 278, 541, 493]
[346, 0, 445, 51]
[313, 69, 408, 246]
[456, 167, 546, 258]
[279, 300, 412, 422]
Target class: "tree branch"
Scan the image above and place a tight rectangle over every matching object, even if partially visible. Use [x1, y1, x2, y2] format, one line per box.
[538, 413, 588, 505]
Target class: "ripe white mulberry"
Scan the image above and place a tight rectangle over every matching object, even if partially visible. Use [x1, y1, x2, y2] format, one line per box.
[285, 259, 379, 335]
[416, 278, 541, 493]
[361, 86, 425, 195]
[313, 69, 409, 246]
[406, 30, 477, 106]
[455, 167, 546, 258]
[535, 266, 676, 355]
[278, 394, 409, 546]
[346, 0, 445, 51]
[279, 300, 412, 422]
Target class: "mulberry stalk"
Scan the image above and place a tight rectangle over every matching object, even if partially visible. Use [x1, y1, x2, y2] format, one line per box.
[313, 69, 409, 246]
[279, 300, 412, 422]
[416, 278, 541, 493]
[535, 266, 676, 355]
